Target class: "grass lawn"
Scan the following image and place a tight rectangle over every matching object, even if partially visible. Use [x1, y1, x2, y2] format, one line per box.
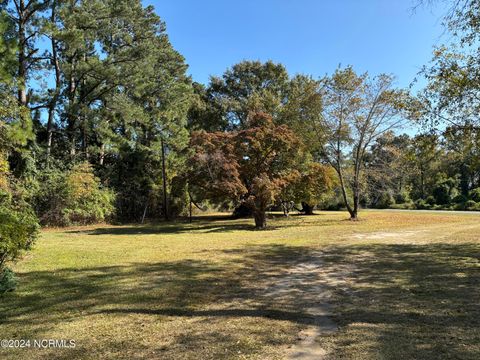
[1, 210, 479, 359]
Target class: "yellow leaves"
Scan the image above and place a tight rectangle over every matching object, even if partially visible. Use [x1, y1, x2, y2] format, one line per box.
[65, 163, 100, 201]
[0, 152, 9, 192]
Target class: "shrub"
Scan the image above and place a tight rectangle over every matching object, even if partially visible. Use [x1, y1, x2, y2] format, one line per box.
[452, 194, 468, 204]
[0, 205, 38, 268]
[390, 203, 414, 210]
[454, 202, 466, 210]
[426, 196, 436, 206]
[465, 200, 479, 211]
[469, 188, 480, 203]
[35, 163, 115, 226]
[0, 153, 38, 293]
[63, 163, 115, 224]
[433, 183, 450, 205]
[415, 199, 430, 210]
[0, 267, 17, 293]
[394, 190, 411, 204]
[430, 177, 459, 205]
[375, 192, 395, 209]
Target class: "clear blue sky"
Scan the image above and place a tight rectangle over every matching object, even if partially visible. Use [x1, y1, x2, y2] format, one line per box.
[144, 0, 450, 90]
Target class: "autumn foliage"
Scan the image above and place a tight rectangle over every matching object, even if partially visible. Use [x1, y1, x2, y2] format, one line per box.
[189, 112, 303, 228]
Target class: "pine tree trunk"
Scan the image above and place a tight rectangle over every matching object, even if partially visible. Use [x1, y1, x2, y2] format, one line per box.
[161, 138, 169, 221]
[99, 143, 105, 165]
[46, 1, 60, 162]
[17, 0, 27, 106]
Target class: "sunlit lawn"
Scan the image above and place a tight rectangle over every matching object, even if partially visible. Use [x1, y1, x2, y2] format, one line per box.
[1, 211, 479, 359]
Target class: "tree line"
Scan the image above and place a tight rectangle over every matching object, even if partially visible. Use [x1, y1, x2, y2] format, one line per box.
[1, 0, 479, 289]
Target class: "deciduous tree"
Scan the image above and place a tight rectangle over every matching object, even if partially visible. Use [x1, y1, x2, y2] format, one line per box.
[189, 112, 303, 228]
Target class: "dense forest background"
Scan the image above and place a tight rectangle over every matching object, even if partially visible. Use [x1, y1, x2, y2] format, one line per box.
[1, 0, 480, 284]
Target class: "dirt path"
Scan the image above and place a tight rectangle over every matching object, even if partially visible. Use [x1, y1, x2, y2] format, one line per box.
[261, 225, 470, 359]
[261, 253, 354, 359]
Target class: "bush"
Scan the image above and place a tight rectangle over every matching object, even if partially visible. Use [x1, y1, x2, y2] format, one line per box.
[452, 194, 468, 204]
[430, 177, 459, 205]
[0, 204, 38, 268]
[0, 267, 17, 293]
[465, 200, 480, 211]
[375, 192, 395, 209]
[390, 202, 414, 210]
[415, 199, 430, 210]
[469, 188, 480, 203]
[394, 190, 411, 204]
[454, 202, 466, 210]
[0, 153, 38, 293]
[35, 163, 115, 226]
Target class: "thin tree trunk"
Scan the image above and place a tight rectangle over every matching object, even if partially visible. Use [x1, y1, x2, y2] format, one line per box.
[351, 174, 360, 220]
[81, 53, 88, 159]
[337, 165, 355, 219]
[351, 189, 359, 220]
[161, 138, 169, 221]
[82, 124, 89, 159]
[99, 143, 105, 165]
[141, 201, 148, 224]
[46, 1, 60, 162]
[17, 0, 27, 106]
[68, 58, 77, 157]
[189, 197, 192, 223]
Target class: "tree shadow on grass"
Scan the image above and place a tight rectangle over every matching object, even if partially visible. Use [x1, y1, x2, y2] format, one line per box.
[319, 242, 480, 360]
[0, 245, 312, 329]
[66, 217, 292, 236]
[66, 222, 261, 236]
[66, 213, 341, 236]
[1, 241, 479, 359]
[0, 244, 314, 359]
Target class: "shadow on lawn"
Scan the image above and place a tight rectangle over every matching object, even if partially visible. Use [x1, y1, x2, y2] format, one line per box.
[1, 241, 479, 359]
[66, 214, 287, 235]
[65, 213, 334, 236]
[320, 242, 480, 360]
[67, 222, 259, 235]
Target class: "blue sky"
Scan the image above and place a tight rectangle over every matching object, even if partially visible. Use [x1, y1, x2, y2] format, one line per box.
[144, 0, 450, 90]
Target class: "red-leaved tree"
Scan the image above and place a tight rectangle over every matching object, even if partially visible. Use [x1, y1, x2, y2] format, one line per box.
[188, 112, 303, 228]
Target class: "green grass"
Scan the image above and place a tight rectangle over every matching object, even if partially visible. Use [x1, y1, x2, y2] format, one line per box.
[1, 211, 479, 359]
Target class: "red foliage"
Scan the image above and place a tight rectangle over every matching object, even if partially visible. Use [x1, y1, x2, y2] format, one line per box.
[188, 111, 303, 227]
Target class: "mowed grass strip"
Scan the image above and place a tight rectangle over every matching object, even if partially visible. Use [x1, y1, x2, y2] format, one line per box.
[0, 211, 479, 359]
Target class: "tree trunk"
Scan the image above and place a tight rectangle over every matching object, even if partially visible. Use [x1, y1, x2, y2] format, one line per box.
[161, 138, 169, 221]
[17, 0, 27, 106]
[336, 165, 355, 218]
[99, 143, 105, 165]
[281, 201, 291, 216]
[46, 105, 54, 161]
[253, 210, 267, 229]
[67, 56, 77, 157]
[350, 207, 358, 220]
[351, 183, 360, 220]
[189, 197, 192, 223]
[301, 202, 314, 215]
[46, 1, 60, 162]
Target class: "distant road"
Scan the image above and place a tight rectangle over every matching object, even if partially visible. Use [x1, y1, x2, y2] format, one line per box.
[364, 209, 480, 215]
